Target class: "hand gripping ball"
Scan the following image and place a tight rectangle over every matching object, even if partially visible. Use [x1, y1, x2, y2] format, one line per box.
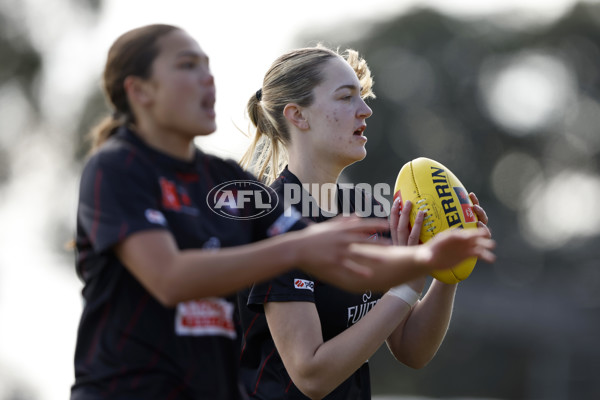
[394, 157, 479, 284]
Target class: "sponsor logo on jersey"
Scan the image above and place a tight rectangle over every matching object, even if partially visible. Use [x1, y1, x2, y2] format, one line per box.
[175, 298, 236, 339]
[206, 180, 279, 220]
[145, 208, 167, 226]
[160, 177, 181, 211]
[159, 177, 199, 216]
[347, 291, 378, 327]
[294, 279, 314, 292]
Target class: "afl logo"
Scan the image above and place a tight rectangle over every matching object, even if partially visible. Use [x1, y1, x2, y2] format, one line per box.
[206, 180, 279, 220]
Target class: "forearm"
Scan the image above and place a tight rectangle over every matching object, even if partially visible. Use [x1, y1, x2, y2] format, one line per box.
[118, 216, 394, 305]
[119, 230, 302, 306]
[345, 244, 431, 292]
[286, 295, 411, 398]
[387, 279, 457, 368]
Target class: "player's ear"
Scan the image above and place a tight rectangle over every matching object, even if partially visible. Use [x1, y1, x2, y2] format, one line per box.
[283, 103, 309, 130]
[124, 75, 153, 107]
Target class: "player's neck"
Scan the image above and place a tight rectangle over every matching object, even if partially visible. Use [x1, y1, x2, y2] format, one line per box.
[287, 159, 343, 213]
[133, 123, 195, 161]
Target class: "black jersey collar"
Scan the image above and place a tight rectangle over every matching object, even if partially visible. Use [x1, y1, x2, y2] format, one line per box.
[115, 126, 204, 172]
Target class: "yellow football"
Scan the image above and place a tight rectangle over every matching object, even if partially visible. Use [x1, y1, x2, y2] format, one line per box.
[393, 157, 479, 284]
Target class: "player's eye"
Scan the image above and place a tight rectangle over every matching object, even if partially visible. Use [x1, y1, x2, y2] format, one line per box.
[180, 61, 196, 69]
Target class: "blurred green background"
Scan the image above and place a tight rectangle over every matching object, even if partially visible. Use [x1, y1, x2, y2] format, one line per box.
[1, 0, 599, 399]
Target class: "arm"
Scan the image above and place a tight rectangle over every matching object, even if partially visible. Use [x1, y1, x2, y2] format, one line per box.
[85, 154, 402, 303]
[348, 225, 495, 275]
[385, 196, 446, 369]
[385, 280, 456, 368]
[114, 215, 391, 306]
[385, 192, 492, 368]
[262, 198, 495, 398]
[264, 294, 413, 399]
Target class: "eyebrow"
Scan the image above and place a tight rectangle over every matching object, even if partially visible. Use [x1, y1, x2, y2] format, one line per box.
[175, 50, 209, 62]
[335, 84, 360, 93]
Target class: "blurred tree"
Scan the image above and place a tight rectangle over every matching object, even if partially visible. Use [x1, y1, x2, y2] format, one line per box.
[0, 9, 42, 185]
[0, 12, 42, 111]
[0, 0, 105, 183]
[0, 0, 107, 263]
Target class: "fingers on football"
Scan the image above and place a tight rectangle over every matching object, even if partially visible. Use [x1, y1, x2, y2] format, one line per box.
[398, 200, 412, 228]
[407, 210, 424, 246]
[390, 197, 402, 224]
[473, 204, 489, 225]
[396, 200, 413, 246]
[389, 198, 401, 244]
[469, 192, 479, 206]
[469, 192, 489, 226]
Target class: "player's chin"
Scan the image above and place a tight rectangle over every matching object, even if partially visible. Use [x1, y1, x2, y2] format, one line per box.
[195, 121, 217, 136]
[345, 154, 367, 168]
[352, 147, 368, 162]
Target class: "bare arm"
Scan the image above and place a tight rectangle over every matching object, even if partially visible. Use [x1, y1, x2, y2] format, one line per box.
[348, 227, 495, 279]
[262, 198, 495, 398]
[385, 280, 457, 368]
[386, 192, 492, 368]
[264, 293, 412, 399]
[114, 215, 391, 306]
[116, 229, 298, 306]
[385, 197, 449, 368]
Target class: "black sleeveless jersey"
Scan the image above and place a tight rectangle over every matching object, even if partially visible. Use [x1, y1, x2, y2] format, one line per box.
[238, 166, 388, 400]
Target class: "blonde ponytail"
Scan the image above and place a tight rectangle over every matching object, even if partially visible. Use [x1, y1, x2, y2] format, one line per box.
[240, 93, 289, 184]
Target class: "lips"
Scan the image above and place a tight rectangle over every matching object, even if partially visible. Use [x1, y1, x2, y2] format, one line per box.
[201, 90, 216, 113]
[353, 124, 366, 136]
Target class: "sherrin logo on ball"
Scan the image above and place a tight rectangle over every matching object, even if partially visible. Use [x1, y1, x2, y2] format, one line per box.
[394, 157, 479, 284]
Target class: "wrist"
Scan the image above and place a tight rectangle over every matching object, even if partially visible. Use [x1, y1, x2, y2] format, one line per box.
[414, 246, 433, 270]
[387, 284, 420, 307]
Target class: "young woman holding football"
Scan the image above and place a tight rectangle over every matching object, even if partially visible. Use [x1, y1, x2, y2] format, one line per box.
[238, 45, 493, 399]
